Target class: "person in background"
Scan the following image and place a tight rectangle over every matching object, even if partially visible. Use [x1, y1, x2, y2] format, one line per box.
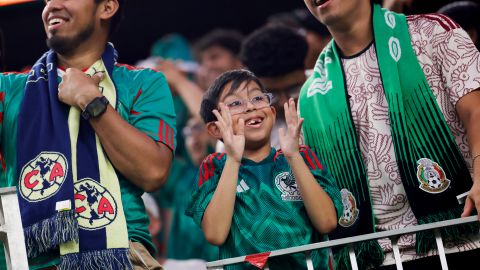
[241, 25, 309, 149]
[300, 0, 480, 269]
[438, 1, 480, 50]
[153, 117, 218, 270]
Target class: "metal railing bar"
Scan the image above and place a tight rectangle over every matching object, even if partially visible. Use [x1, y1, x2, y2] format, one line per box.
[391, 236, 403, 270]
[434, 229, 449, 270]
[348, 244, 359, 270]
[207, 215, 479, 267]
[305, 251, 314, 270]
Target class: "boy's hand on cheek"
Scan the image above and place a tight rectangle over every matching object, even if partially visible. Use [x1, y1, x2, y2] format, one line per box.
[279, 98, 304, 158]
[212, 103, 245, 163]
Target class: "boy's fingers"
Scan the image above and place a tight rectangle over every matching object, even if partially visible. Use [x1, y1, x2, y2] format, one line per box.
[236, 118, 245, 136]
[297, 118, 304, 134]
[213, 109, 225, 124]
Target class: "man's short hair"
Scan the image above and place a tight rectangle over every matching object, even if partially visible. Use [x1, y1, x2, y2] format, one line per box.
[194, 29, 244, 58]
[200, 69, 266, 124]
[240, 25, 308, 78]
[292, 9, 330, 37]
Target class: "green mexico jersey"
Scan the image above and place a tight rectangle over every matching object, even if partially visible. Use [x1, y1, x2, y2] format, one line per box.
[0, 64, 176, 269]
[186, 146, 343, 270]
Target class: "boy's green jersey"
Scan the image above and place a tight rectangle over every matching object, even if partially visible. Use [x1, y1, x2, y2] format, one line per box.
[186, 146, 343, 270]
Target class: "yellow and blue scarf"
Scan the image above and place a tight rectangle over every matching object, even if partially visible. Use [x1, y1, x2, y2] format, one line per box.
[17, 43, 131, 269]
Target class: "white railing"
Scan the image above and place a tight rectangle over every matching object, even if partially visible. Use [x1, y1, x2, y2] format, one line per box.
[0, 187, 28, 270]
[206, 215, 479, 270]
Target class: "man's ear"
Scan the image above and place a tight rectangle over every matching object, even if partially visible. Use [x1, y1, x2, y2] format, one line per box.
[99, 0, 119, 21]
[206, 122, 223, 140]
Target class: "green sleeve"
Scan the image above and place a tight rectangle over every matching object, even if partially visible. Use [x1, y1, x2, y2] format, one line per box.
[299, 146, 343, 220]
[185, 153, 225, 227]
[128, 69, 177, 152]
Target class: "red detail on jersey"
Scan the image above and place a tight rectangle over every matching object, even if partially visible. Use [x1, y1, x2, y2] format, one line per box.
[0, 112, 3, 124]
[274, 149, 283, 161]
[309, 148, 324, 170]
[165, 125, 171, 148]
[24, 170, 40, 189]
[133, 89, 143, 104]
[0, 92, 5, 103]
[300, 147, 316, 170]
[130, 109, 140, 115]
[245, 252, 270, 269]
[0, 149, 5, 171]
[217, 153, 225, 160]
[2, 70, 29, 75]
[158, 120, 164, 143]
[74, 193, 86, 213]
[98, 197, 114, 215]
[407, 14, 459, 32]
[49, 162, 64, 182]
[198, 154, 219, 187]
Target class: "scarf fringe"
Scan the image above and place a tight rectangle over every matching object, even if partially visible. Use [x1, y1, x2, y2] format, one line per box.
[24, 210, 78, 258]
[416, 206, 479, 254]
[59, 248, 133, 270]
[334, 240, 384, 270]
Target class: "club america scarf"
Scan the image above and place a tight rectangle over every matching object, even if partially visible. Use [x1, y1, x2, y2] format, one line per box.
[299, 5, 478, 270]
[17, 43, 131, 269]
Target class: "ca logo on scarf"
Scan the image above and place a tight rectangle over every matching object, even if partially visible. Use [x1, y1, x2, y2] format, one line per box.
[74, 179, 118, 230]
[339, 189, 359, 228]
[416, 158, 451, 194]
[19, 152, 68, 202]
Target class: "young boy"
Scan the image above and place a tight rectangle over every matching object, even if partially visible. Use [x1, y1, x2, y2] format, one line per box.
[186, 70, 343, 269]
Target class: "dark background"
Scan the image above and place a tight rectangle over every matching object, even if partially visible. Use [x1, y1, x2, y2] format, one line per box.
[0, 0, 455, 71]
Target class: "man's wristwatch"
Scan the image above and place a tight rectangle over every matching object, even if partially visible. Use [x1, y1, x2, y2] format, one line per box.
[81, 96, 109, 120]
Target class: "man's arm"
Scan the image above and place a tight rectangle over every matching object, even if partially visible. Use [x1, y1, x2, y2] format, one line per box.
[58, 68, 173, 192]
[457, 89, 480, 218]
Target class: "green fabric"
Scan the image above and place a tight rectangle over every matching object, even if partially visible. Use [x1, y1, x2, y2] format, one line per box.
[154, 157, 218, 261]
[186, 147, 343, 270]
[299, 4, 476, 270]
[0, 65, 176, 269]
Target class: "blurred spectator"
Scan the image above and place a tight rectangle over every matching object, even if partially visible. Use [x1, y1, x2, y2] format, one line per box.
[266, 9, 331, 70]
[438, 1, 480, 49]
[241, 25, 308, 149]
[152, 117, 218, 268]
[194, 29, 244, 90]
[292, 8, 331, 69]
[382, 0, 413, 13]
[142, 193, 162, 260]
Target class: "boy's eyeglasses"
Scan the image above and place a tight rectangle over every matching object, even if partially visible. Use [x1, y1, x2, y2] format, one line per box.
[220, 93, 274, 115]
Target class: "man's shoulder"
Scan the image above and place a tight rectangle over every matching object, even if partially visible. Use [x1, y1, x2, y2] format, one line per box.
[0, 71, 29, 95]
[114, 63, 166, 80]
[406, 13, 461, 33]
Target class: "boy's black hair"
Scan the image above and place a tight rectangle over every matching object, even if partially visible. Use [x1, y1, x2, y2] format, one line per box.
[95, 0, 126, 36]
[194, 29, 244, 59]
[200, 69, 266, 124]
[240, 25, 308, 78]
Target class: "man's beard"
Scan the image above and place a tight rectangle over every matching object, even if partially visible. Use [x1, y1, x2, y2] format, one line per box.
[46, 21, 94, 56]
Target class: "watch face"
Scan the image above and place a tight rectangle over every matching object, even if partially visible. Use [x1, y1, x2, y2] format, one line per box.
[86, 97, 108, 118]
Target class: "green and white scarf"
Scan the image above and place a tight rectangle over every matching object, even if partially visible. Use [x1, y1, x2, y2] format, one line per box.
[299, 5, 478, 269]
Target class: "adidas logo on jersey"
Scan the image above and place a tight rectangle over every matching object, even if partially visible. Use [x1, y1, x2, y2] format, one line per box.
[236, 179, 250, 193]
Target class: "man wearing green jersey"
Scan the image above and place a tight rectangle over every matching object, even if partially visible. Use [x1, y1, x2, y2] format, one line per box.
[0, 0, 175, 269]
[186, 70, 342, 269]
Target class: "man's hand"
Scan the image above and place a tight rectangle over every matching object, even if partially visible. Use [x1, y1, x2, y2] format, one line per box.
[279, 98, 304, 158]
[58, 68, 103, 110]
[462, 180, 480, 219]
[212, 103, 245, 163]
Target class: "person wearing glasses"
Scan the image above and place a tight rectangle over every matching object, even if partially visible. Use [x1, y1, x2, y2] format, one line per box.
[185, 69, 343, 270]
